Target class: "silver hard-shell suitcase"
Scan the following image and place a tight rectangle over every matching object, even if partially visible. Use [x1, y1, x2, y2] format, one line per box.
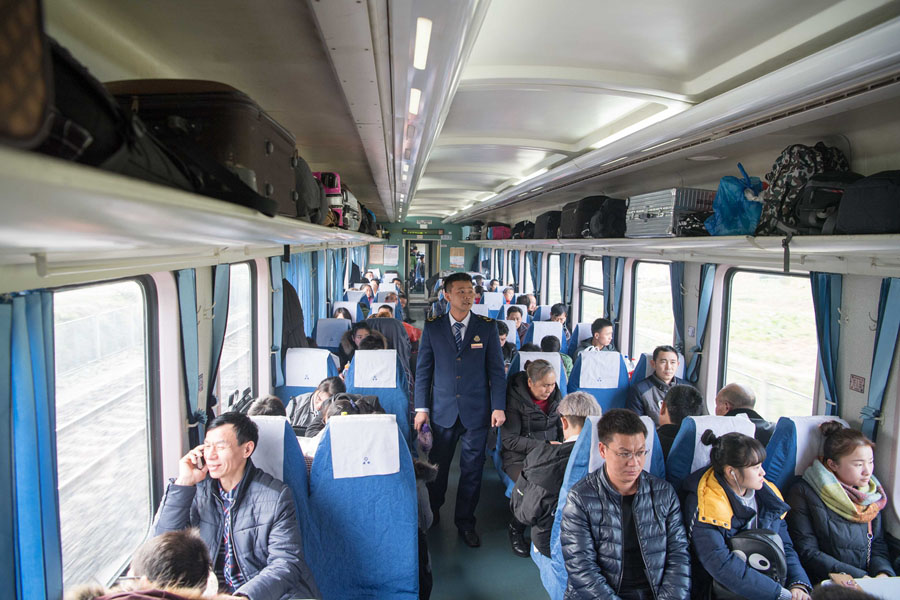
[625, 188, 715, 237]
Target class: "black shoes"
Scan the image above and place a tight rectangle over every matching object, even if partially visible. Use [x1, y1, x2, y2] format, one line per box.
[508, 522, 530, 557]
[459, 529, 481, 548]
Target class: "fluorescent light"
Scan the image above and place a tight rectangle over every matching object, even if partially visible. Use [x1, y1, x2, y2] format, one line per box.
[401, 174, 407, 181]
[413, 18, 432, 70]
[402, 163, 409, 173]
[687, 154, 725, 162]
[641, 137, 681, 152]
[514, 167, 548, 185]
[478, 194, 496, 203]
[409, 88, 421, 115]
[599, 156, 629, 167]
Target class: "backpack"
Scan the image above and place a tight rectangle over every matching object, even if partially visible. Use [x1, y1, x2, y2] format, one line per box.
[229, 387, 254, 414]
[755, 142, 850, 235]
[587, 197, 627, 238]
[282, 278, 309, 351]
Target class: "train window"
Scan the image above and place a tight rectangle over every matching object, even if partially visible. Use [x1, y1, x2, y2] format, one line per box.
[722, 270, 817, 420]
[631, 261, 674, 359]
[54, 280, 151, 588]
[580, 258, 604, 321]
[219, 262, 255, 403]
[547, 253, 561, 305]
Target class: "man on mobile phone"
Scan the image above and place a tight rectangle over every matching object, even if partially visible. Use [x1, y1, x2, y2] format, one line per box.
[153, 412, 319, 600]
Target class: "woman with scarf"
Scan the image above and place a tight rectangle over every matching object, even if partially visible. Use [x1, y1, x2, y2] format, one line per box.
[786, 421, 895, 582]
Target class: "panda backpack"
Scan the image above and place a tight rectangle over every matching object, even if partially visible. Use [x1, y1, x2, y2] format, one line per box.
[712, 529, 787, 600]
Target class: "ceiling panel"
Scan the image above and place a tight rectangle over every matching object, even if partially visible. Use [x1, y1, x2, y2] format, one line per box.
[428, 145, 560, 174]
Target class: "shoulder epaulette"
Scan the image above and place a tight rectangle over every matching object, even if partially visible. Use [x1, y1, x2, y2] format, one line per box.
[477, 315, 494, 322]
[427, 314, 443, 322]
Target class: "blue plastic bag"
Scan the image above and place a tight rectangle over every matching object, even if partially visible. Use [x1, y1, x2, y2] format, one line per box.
[704, 163, 764, 235]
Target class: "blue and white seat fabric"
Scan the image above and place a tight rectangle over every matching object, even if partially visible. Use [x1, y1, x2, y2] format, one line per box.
[480, 291, 505, 317]
[665, 414, 756, 489]
[762, 415, 850, 491]
[344, 289, 366, 303]
[247, 415, 311, 528]
[375, 290, 396, 302]
[535, 414, 664, 600]
[345, 349, 411, 445]
[470, 304, 491, 317]
[369, 301, 400, 320]
[281, 348, 340, 402]
[524, 320, 564, 348]
[630, 351, 686, 384]
[502, 319, 521, 349]
[533, 305, 555, 321]
[306, 415, 418, 599]
[331, 300, 364, 322]
[509, 351, 568, 392]
[312, 318, 351, 354]
[566, 351, 630, 412]
[567, 322, 594, 358]
[499, 304, 529, 321]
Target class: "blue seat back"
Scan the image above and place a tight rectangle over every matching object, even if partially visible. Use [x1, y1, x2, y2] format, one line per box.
[501, 319, 520, 349]
[248, 416, 311, 529]
[481, 292, 505, 316]
[491, 428, 517, 498]
[534, 304, 555, 321]
[566, 351, 630, 412]
[762, 415, 849, 491]
[631, 352, 686, 384]
[312, 318, 351, 354]
[525, 320, 564, 349]
[665, 414, 756, 489]
[344, 289, 366, 303]
[332, 300, 364, 322]
[470, 304, 491, 318]
[509, 351, 568, 392]
[306, 416, 418, 599]
[567, 322, 594, 358]
[345, 349, 411, 445]
[281, 348, 340, 402]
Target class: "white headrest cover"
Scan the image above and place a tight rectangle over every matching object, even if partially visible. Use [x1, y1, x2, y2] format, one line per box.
[316, 318, 350, 348]
[332, 301, 358, 322]
[502, 305, 528, 320]
[574, 323, 593, 343]
[531, 321, 563, 347]
[516, 352, 561, 382]
[471, 304, 491, 317]
[792, 416, 850, 475]
[285, 348, 331, 387]
[502, 320, 519, 343]
[588, 415, 656, 475]
[370, 302, 397, 315]
[345, 290, 365, 302]
[482, 292, 504, 310]
[689, 414, 755, 474]
[354, 349, 397, 388]
[329, 414, 400, 479]
[580, 352, 622, 389]
[249, 416, 287, 480]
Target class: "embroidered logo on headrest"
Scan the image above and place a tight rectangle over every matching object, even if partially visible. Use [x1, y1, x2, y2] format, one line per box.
[362, 456, 371, 465]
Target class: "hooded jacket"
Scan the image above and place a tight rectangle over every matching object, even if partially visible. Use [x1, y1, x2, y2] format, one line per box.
[500, 370, 562, 474]
[559, 467, 691, 600]
[682, 468, 811, 600]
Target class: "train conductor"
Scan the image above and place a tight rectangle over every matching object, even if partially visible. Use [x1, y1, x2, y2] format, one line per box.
[414, 272, 507, 547]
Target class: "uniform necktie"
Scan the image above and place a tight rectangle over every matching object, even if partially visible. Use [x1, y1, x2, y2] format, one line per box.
[453, 322, 464, 351]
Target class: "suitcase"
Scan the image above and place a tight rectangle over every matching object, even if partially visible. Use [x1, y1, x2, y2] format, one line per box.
[512, 220, 535, 239]
[835, 170, 900, 234]
[314, 171, 341, 195]
[106, 79, 293, 217]
[625, 188, 715, 237]
[487, 225, 512, 240]
[342, 184, 362, 231]
[559, 197, 601, 238]
[588, 197, 628, 238]
[466, 223, 484, 240]
[295, 157, 330, 225]
[534, 210, 562, 239]
[792, 171, 863, 234]
[314, 172, 345, 226]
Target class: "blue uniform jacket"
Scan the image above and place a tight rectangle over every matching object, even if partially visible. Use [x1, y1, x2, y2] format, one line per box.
[414, 312, 507, 429]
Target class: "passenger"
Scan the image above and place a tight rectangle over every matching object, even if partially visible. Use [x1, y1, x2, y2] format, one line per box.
[503, 287, 515, 304]
[370, 278, 380, 296]
[656, 384, 704, 460]
[359, 284, 375, 316]
[488, 278, 499, 292]
[286, 376, 345, 434]
[549, 303, 571, 342]
[474, 285, 484, 304]
[540, 335, 572, 377]
[304, 391, 381, 439]
[336, 322, 371, 369]
[496, 320, 518, 372]
[375, 305, 394, 319]
[397, 290, 414, 323]
[414, 272, 507, 548]
[575, 317, 617, 356]
[364, 270, 375, 281]
[153, 412, 318, 600]
[560, 409, 690, 600]
[786, 422, 895, 582]
[502, 358, 563, 556]
[506, 305, 529, 342]
[810, 585, 880, 600]
[714, 382, 776, 446]
[626, 345, 690, 426]
[247, 395, 287, 418]
[519, 343, 541, 352]
[510, 392, 601, 559]
[332, 306, 353, 320]
[521, 294, 538, 316]
[683, 431, 812, 600]
[358, 332, 388, 350]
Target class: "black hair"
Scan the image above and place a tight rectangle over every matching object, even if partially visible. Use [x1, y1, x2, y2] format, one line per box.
[819, 421, 874, 465]
[701, 430, 766, 476]
[443, 272, 473, 291]
[591, 318, 613, 335]
[130, 529, 211, 590]
[507, 306, 523, 318]
[358, 332, 388, 350]
[540, 336, 561, 353]
[474, 285, 485, 295]
[317, 376, 346, 397]
[550, 303, 568, 318]
[663, 385, 703, 426]
[520, 343, 541, 352]
[247, 395, 287, 417]
[810, 584, 880, 600]
[496, 321, 509, 336]
[207, 411, 259, 447]
[596, 408, 647, 445]
[349, 321, 372, 345]
[653, 345, 678, 360]
[333, 307, 353, 320]
[324, 396, 361, 421]
[375, 305, 394, 316]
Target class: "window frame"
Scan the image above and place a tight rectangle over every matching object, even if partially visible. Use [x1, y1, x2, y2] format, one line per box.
[629, 259, 673, 358]
[546, 252, 561, 305]
[216, 261, 258, 403]
[579, 256, 604, 321]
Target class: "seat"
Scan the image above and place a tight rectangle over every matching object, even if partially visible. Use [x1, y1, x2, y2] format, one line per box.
[566, 351, 630, 412]
[312, 318, 351, 354]
[499, 304, 529, 321]
[369, 301, 400, 320]
[536, 414, 664, 600]
[665, 414, 756, 490]
[567, 322, 594, 358]
[280, 348, 340, 403]
[631, 352, 686, 384]
[345, 349, 411, 445]
[343, 289, 366, 303]
[306, 415, 418, 599]
[509, 351, 568, 393]
[762, 415, 850, 491]
[470, 304, 491, 317]
[524, 320, 564, 348]
[501, 319, 521, 349]
[534, 304, 555, 321]
[247, 415, 311, 529]
[331, 300, 364, 322]
[383, 271, 400, 284]
[490, 428, 517, 498]
[480, 291, 505, 317]
[376, 290, 399, 302]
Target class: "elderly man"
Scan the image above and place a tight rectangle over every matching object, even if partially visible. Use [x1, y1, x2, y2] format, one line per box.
[714, 382, 775, 445]
[153, 412, 318, 600]
[560, 409, 690, 600]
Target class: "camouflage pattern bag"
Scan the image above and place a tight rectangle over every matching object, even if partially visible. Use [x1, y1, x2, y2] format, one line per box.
[755, 142, 850, 235]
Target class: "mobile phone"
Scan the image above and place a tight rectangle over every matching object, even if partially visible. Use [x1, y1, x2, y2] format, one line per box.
[196, 454, 205, 469]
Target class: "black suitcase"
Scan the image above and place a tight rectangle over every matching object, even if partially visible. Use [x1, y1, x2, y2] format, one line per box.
[792, 172, 863, 234]
[835, 171, 900, 234]
[513, 220, 534, 239]
[107, 79, 297, 218]
[588, 197, 628, 238]
[295, 155, 329, 224]
[534, 210, 562, 239]
[560, 196, 607, 238]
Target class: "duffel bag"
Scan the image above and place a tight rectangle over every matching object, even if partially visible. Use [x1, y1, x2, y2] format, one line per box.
[835, 171, 900, 234]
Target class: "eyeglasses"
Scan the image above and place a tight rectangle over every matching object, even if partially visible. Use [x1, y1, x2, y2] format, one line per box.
[612, 450, 649, 461]
[203, 441, 233, 452]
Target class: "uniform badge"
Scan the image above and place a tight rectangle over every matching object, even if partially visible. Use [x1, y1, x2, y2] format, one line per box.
[473, 335, 481, 342]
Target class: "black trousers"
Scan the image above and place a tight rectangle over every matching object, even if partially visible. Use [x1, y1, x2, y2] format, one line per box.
[427, 417, 488, 531]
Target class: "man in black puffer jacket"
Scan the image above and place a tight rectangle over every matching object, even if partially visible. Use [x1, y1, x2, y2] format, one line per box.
[560, 409, 690, 600]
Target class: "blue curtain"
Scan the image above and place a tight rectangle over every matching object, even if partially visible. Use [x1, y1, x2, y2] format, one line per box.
[810, 272, 842, 417]
[510, 251, 520, 289]
[207, 265, 230, 416]
[333, 249, 346, 301]
[861, 277, 900, 440]
[685, 264, 716, 383]
[290, 253, 316, 335]
[602, 256, 626, 350]
[3, 292, 63, 600]
[560, 253, 576, 305]
[349, 245, 367, 275]
[527, 251, 543, 297]
[176, 269, 204, 445]
[269, 257, 285, 388]
[495, 249, 504, 283]
[479, 247, 490, 276]
[669, 262, 686, 354]
[316, 251, 328, 322]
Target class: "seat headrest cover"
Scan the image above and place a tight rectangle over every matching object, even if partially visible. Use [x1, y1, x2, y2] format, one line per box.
[687, 414, 755, 474]
[763, 415, 850, 490]
[531, 321, 563, 347]
[370, 302, 397, 315]
[471, 304, 491, 317]
[248, 416, 288, 480]
[573, 323, 593, 343]
[353, 349, 397, 388]
[332, 301, 360, 322]
[316, 318, 350, 348]
[481, 292, 504, 310]
[285, 348, 332, 387]
[502, 304, 528, 320]
[329, 414, 400, 478]
[516, 352, 562, 381]
[345, 290, 365, 302]
[579, 351, 622, 389]
[587, 415, 657, 476]
[502, 320, 519, 343]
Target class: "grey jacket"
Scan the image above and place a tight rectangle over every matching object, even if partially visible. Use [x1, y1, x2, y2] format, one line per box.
[626, 375, 690, 426]
[153, 461, 319, 600]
